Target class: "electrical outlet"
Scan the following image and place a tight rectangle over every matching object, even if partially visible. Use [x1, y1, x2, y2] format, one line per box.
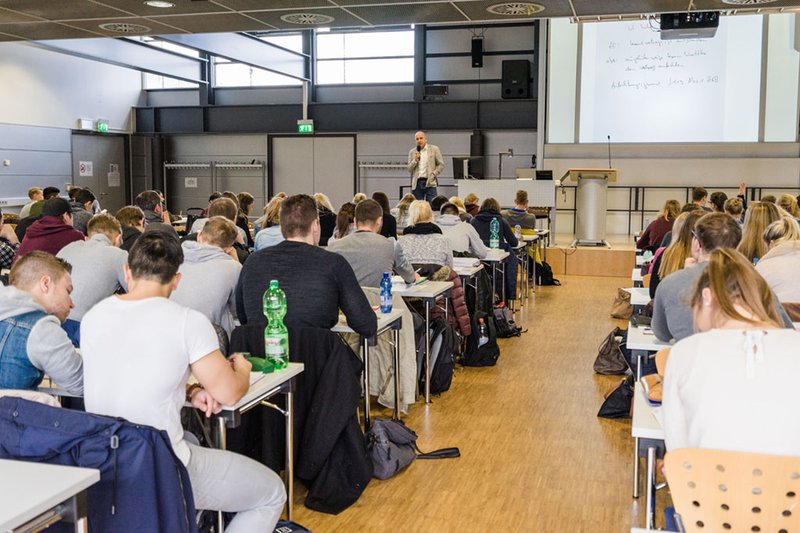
[2, 160, 9, 167]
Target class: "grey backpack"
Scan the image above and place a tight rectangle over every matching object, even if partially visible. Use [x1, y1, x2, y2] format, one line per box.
[365, 418, 460, 480]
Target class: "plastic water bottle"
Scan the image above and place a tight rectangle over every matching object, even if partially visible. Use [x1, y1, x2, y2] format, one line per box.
[514, 224, 522, 242]
[753, 257, 759, 266]
[380, 272, 393, 314]
[263, 280, 289, 369]
[489, 217, 500, 249]
[478, 318, 489, 347]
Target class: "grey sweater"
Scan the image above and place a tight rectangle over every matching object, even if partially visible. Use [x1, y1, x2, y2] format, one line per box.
[57, 234, 128, 321]
[436, 214, 488, 258]
[327, 231, 416, 287]
[652, 261, 793, 342]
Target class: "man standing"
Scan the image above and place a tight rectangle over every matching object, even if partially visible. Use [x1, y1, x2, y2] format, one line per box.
[406, 131, 445, 203]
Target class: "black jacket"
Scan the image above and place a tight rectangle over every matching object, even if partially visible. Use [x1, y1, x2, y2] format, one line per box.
[120, 226, 142, 252]
[318, 208, 337, 247]
[379, 212, 397, 239]
[229, 325, 372, 514]
[470, 209, 518, 251]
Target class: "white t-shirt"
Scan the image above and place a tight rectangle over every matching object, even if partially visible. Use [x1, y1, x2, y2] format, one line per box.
[663, 328, 800, 456]
[81, 296, 219, 465]
[416, 145, 429, 180]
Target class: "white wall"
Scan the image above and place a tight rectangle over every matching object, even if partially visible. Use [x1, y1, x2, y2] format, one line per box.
[0, 42, 143, 132]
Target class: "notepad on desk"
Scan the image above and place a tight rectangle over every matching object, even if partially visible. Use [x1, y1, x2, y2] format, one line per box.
[453, 257, 480, 268]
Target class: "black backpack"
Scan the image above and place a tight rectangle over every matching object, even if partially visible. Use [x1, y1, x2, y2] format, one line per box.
[463, 311, 500, 367]
[536, 260, 561, 286]
[416, 317, 457, 395]
[492, 305, 522, 338]
[465, 268, 494, 316]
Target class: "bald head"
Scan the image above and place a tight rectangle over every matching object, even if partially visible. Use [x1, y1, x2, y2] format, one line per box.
[414, 131, 428, 150]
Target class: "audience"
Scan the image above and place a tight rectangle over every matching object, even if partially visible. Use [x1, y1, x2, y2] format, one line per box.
[464, 193, 480, 217]
[708, 191, 727, 213]
[761, 194, 777, 204]
[115, 205, 145, 252]
[471, 197, 518, 302]
[81, 232, 286, 530]
[329, 202, 356, 244]
[649, 210, 704, 299]
[15, 186, 60, 242]
[436, 202, 487, 259]
[16, 198, 84, 260]
[254, 193, 286, 235]
[135, 190, 178, 238]
[448, 196, 472, 222]
[663, 248, 800, 455]
[0, 251, 82, 395]
[430, 195, 449, 214]
[171, 217, 241, 336]
[501, 190, 538, 233]
[399, 200, 453, 268]
[372, 191, 397, 239]
[236, 192, 255, 249]
[692, 187, 711, 211]
[236, 194, 377, 339]
[201, 191, 222, 217]
[755, 217, 800, 303]
[723, 196, 744, 223]
[778, 193, 800, 220]
[328, 199, 416, 287]
[737, 201, 782, 263]
[352, 192, 367, 204]
[189, 198, 248, 263]
[0, 209, 20, 269]
[638, 199, 680, 252]
[314, 193, 337, 246]
[18, 187, 43, 219]
[56, 214, 127, 346]
[254, 196, 284, 251]
[70, 188, 95, 235]
[391, 194, 415, 233]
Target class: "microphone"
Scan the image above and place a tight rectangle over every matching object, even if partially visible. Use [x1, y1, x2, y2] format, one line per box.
[607, 134, 612, 169]
[416, 145, 422, 152]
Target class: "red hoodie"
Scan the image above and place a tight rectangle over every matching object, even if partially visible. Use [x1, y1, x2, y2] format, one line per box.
[15, 216, 84, 260]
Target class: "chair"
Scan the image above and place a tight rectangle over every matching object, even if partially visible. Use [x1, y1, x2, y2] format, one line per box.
[184, 207, 204, 235]
[643, 273, 651, 289]
[654, 347, 671, 375]
[665, 447, 800, 532]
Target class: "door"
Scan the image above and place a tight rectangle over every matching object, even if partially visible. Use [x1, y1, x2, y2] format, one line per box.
[71, 133, 128, 213]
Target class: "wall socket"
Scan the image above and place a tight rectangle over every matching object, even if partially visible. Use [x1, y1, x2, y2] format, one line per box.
[2, 160, 9, 167]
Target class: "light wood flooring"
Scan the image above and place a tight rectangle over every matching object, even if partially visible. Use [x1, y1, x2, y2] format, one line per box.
[291, 275, 655, 532]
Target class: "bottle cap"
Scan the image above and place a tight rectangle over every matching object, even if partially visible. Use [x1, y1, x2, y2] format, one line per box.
[269, 279, 279, 288]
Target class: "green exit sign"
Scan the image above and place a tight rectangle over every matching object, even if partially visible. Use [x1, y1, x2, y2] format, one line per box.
[297, 119, 314, 134]
[96, 120, 109, 133]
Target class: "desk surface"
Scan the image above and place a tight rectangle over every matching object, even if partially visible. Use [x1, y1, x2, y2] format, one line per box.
[522, 234, 539, 242]
[635, 255, 646, 266]
[623, 287, 650, 306]
[631, 383, 664, 441]
[0, 459, 100, 531]
[454, 263, 484, 277]
[223, 363, 304, 411]
[631, 267, 643, 282]
[394, 280, 453, 298]
[627, 324, 672, 352]
[483, 249, 510, 262]
[332, 308, 403, 335]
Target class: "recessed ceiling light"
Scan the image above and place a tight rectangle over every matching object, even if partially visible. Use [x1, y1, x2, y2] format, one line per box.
[487, 3, 545, 16]
[99, 22, 152, 34]
[280, 13, 335, 25]
[144, 0, 175, 7]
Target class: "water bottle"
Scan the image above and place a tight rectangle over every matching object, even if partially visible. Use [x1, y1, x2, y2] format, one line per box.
[263, 280, 289, 370]
[478, 318, 489, 347]
[489, 217, 500, 249]
[380, 272, 393, 314]
[753, 257, 759, 266]
[514, 224, 522, 242]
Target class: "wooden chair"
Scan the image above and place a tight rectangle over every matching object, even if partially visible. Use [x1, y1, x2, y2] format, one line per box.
[665, 447, 800, 532]
[655, 347, 671, 375]
[643, 273, 651, 289]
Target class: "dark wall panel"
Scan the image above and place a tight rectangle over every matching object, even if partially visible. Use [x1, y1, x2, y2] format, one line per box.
[156, 107, 204, 133]
[311, 102, 417, 131]
[136, 108, 155, 133]
[420, 101, 476, 130]
[207, 105, 302, 133]
[478, 100, 536, 129]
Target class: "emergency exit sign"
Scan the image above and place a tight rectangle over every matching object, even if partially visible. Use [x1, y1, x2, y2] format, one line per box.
[297, 119, 314, 134]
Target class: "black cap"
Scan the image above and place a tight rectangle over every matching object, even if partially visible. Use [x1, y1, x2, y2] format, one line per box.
[41, 197, 73, 217]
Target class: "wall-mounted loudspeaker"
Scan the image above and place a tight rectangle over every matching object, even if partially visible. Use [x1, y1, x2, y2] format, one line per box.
[471, 38, 484, 68]
[501, 60, 530, 99]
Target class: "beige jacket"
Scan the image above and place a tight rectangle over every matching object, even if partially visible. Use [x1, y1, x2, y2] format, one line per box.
[406, 143, 445, 189]
[755, 241, 800, 303]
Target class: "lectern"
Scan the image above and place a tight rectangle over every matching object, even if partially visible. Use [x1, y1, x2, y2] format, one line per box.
[562, 168, 617, 247]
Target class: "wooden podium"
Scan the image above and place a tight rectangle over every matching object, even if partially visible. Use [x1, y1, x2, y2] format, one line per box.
[562, 168, 617, 247]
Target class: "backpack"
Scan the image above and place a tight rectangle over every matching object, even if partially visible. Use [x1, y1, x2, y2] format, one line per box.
[462, 310, 500, 367]
[365, 418, 460, 480]
[535, 260, 560, 286]
[593, 326, 629, 375]
[416, 317, 457, 395]
[492, 304, 522, 338]
[465, 268, 494, 316]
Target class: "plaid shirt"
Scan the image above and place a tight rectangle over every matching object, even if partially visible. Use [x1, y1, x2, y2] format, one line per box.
[0, 237, 18, 269]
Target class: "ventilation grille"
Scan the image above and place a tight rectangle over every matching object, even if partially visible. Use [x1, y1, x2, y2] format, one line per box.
[279, 13, 335, 25]
[99, 22, 152, 33]
[721, 0, 778, 3]
[486, 3, 545, 16]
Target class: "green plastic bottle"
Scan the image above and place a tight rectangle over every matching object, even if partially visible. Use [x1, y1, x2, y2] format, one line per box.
[263, 280, 289, 369]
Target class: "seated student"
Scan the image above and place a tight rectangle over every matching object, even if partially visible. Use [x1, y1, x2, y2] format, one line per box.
[328, 199, 416, 287]
[755, 217, 800, 303]
[649, 211, 704, 299]
[501, 190, 538, 232]
[18, 187, 43, 219]
[399, 200, 453, 268]
[692, 186, 711, 212]
[314, 193, 337, 246]
[15, 186, 60, 243]
[663, 248, 800, 455]
[436, 202, 487, 259]
[81, 233, 285, 530]
[254, 192, 286, 235]
[56, 214, 127, 346]
[115, 205, 145, 252]
[328, 202, 356, 244]
[762, 194, 777, 203]
[352, 192, 367, 204]
[778, 193, 800, 221]
[430, 195, 449, 214]
[171, 217, 241, 336]
[372, 191, 397, 239]
[737, 201, 782, 263]
[220, 191, 253, 249]
[724, 196, 744, 224]
[186, 198, 248, 263]
[637, 199, 679, 252]
[235, 192, 255, 249]
[70, 188, 95, 235]
[471, 197, 519, 301]
[15, 198, 84, 260]
[0, 208, 20, 269]
[708, 191, 727, 213]
[0, 251, 82, 395]
[201, 191, 222, 217]
[653, 212, 792, 343]
[236, 194, 377, 338]
[449, 196, 472, 222]
[253, 196, 283, 251]
[391, 194, 414, 233]
[463, 193, 480, 217]
[135, 190, 179, 238]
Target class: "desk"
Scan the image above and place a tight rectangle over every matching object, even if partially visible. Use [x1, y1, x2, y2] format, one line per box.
[631, 383, 665, 530]
[210, 364, 303, 528]
[623, 287, 651, 311]
[454, 262, 484, 306]
[332, 308, 404, 430]
[636, 255, 646, 267]
[395, 280, 453, 403]
[627, 323, 671, 380]
[0, 459, 100, 532]
[631, 267, 643, 288]
[482, 249, 510, 303]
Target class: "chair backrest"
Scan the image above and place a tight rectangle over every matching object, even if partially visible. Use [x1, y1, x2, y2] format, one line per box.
[665, 447, 800, 533]
[655, 347, 671, 375]
[642, 273, 651, 289]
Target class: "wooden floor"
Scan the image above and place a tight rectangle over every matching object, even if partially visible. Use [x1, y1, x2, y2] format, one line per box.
[292, 275, 654, 532]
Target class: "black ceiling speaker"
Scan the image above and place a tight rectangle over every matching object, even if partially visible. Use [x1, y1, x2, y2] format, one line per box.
[471, 38, 484, 68]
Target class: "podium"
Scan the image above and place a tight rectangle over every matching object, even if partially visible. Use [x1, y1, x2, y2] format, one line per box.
[562, 168, 617, 247]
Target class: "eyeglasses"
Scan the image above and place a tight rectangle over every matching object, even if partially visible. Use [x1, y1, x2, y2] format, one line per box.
[691, 230, 699, 240]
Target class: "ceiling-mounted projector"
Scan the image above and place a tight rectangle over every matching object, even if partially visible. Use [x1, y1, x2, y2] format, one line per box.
[660, 11, 719, 40]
